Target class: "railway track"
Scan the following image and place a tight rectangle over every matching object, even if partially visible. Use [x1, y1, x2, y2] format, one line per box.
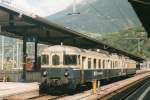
[106, 76, 150, 100]
[123, 79, 150, 100]
[29, 94, 67, 100]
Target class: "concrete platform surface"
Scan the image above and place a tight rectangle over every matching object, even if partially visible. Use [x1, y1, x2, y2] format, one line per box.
[0, 82, 39, 100]
[136, 68, 150, 74]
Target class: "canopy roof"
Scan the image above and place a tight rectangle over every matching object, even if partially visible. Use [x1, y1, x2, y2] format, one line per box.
[0, 4, 144, 62]
[129, 0, 150, 37]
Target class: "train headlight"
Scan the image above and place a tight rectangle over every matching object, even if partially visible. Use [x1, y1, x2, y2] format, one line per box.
[43, 71, 47, 77]
[64, 71, 69, 77]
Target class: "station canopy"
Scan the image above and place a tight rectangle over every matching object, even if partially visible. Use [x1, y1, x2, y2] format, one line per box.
[129, 0, 150, 37]
[0, 4, 144, 62]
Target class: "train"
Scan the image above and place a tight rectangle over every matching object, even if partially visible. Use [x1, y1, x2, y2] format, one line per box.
[40, 45, 137, 91]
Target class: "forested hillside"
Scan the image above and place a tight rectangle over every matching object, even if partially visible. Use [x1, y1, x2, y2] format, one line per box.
[47, 0, 141, 34]
[99, 27, 149, 58]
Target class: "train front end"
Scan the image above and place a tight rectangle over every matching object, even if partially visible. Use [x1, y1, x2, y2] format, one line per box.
[41, 68, 76, 89]
[40, 45, 81, 92]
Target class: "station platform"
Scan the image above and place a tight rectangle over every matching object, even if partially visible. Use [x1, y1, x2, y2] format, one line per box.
[0, 82, 39, 100]
[136, 68, 150, 74]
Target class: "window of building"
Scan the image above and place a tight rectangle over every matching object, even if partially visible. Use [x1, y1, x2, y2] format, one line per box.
[88, 58, 91, 69]
[94, 59, 96, 69]
[41, 55, 49, 65]
[64, 55, 77, 65]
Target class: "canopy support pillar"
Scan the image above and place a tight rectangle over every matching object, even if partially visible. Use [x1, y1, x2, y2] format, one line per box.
[22, 35, 27, 81]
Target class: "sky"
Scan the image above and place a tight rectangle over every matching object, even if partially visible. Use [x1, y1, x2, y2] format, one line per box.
[3, 0, 83, 17]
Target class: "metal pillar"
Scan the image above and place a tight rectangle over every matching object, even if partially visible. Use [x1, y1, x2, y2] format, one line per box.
[22, 36, 27, 81]
[1, 36, 4, 70]
[12, 45, 15, 68]
[16, 39, 19, 68]
[34, 38, 38, 71]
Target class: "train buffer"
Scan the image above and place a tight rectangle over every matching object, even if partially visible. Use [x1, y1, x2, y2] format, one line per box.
[58, 70, 150, 100]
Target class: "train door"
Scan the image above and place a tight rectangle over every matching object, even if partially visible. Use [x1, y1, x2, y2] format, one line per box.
[121, 61, 124, 75]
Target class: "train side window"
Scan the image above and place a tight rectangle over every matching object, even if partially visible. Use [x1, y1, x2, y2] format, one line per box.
[113, 61, 115, 68]
[115, 61, 118, 68]
[52, 54, 60, 65]
[94, 59, 96, 69]
[118, 61, 120, 68]
[78, 55, 80, 65]
[41, 55, 49, 65]
[103, 60, 105, 69]
[64, 55, 77, 65]
[88, 58, 91, 69]
[107, 60, 110, 68]
[110, 61, 113, 68]
[98, 59, 101, 68]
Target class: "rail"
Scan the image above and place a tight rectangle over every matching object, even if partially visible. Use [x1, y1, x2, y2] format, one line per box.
[29, 94, 67, 100]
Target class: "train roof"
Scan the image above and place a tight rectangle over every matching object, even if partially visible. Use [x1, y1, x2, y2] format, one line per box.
[42, 45, 136, 60]
[43, 45, 82, 55]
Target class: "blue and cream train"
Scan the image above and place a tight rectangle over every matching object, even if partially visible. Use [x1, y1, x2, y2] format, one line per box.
[40, 45, 136, 89]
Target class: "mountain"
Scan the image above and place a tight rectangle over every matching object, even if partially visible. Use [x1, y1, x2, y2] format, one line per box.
[47, 0, 141, 34]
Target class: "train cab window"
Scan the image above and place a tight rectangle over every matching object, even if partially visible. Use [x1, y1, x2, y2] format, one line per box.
[52, 54, 60, 65]
[41, 55, 49, 65]
[88, 58, 91, 69]
[98, 59, 101, 68]
[94, 59, 96, 69]
[64, 55, 77, 65]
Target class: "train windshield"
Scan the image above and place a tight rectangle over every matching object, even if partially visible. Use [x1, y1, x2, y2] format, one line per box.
[41, 55, 49, 65]
[52, 54, 60, 65]
[64, 55, 77, 65]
